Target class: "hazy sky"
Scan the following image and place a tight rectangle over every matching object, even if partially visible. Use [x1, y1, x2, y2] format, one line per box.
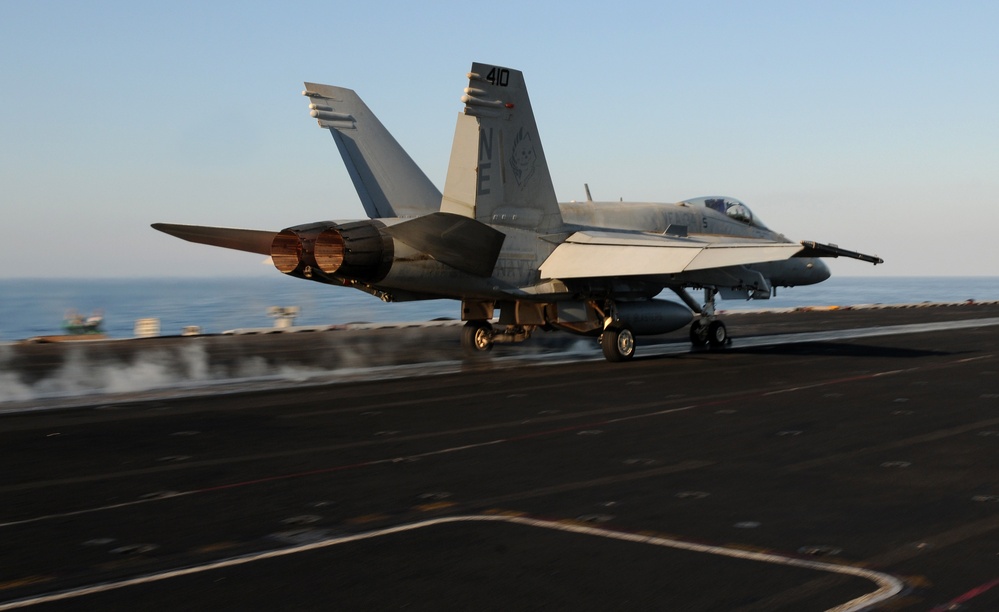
[2, 1, 996, 278]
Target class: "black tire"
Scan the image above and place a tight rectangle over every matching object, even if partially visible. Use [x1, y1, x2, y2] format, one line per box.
[689, 319, 708, 347]
[707, 320, 728, 348]
[601, 326, 635, 362]
[461, 321, 493, 354]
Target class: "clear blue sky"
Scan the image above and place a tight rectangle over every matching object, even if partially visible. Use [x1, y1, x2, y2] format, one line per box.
[2, 1, 996, 278]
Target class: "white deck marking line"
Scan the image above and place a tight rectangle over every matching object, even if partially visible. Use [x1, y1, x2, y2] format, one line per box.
[604, 405, 698, 423]
[762, 368, 917, 396]
[740, 317, 999, 346]
[641, 317, 999, 358]
[0, 493, 193, 529]
[0, 514, 902, 611]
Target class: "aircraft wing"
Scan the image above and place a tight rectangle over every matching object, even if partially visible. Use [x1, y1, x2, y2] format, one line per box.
[151, 223, 276, 255]
[539, 231, 803, 280]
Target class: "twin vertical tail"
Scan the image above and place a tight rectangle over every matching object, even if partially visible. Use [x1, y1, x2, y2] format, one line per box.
[303, 83, 441, 219]
[440, 63, 564, 234]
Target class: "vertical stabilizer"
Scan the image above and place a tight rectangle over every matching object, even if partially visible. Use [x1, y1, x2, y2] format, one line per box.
[303, 83, 441, 219]
[440, 63, 564, 233]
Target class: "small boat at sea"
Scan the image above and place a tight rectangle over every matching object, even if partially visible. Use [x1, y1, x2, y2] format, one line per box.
[20, 310, 108, 343]
[62, 310, 105, 335]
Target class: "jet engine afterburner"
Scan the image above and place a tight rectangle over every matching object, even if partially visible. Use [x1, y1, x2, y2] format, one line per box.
[270, 220, 393, 282]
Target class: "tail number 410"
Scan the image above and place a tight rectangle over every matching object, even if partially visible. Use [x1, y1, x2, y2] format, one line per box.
[486, 67, 510, 87]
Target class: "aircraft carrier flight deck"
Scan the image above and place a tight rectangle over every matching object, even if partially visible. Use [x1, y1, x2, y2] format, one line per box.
[2, 303, 999, 610]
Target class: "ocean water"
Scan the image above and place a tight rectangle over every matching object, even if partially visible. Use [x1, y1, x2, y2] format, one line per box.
[1, 276, 997, 342]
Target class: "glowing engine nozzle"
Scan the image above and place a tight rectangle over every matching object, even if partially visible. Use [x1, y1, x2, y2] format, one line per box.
[271, 231, 302, 274]
[314, 228, 346, 273]
[269, 221, 392, 282]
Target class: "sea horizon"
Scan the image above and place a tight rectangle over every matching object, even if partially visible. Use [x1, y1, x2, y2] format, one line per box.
[1, 275, 998, 342]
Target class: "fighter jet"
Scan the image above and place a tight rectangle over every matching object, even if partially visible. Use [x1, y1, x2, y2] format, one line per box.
[154, 62, 881, 362]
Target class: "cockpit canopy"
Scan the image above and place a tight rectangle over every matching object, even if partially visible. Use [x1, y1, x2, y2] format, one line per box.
[681, 196, 768, 230]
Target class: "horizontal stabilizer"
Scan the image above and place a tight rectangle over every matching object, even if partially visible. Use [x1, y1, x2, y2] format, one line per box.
[385, 212, 505, 277]
[798, 241, 883, 264]
[151, 223, 276, 255]
[540, 231, 802, 280]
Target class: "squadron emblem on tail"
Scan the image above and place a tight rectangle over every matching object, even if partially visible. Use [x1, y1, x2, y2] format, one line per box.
[510, 127, 537, 187]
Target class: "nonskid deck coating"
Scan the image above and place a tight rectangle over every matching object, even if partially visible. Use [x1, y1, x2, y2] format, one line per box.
[1, 304, 998, 610]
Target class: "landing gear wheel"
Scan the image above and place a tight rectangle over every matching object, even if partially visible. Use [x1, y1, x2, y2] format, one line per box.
[707, 320, 728, 348]
[689, 319, 708, 348]
[601, 326, 635, 362]
[461, 321, 493, 355]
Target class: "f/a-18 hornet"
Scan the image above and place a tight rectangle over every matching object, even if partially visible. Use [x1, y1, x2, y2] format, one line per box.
[154, 62, 881, 362]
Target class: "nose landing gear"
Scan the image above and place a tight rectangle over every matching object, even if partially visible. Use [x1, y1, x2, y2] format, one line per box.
[687, 288, 730, 349]
[690, 318, 728, 348]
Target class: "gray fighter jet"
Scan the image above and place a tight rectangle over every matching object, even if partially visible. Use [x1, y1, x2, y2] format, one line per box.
[154, 62, 881, 362]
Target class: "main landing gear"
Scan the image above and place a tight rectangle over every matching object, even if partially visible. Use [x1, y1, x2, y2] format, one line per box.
[461, 320, 493, 353]
[686, 288, 730, 349]
[600, 325, 635, 362]
[461, 321, 534, 356]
